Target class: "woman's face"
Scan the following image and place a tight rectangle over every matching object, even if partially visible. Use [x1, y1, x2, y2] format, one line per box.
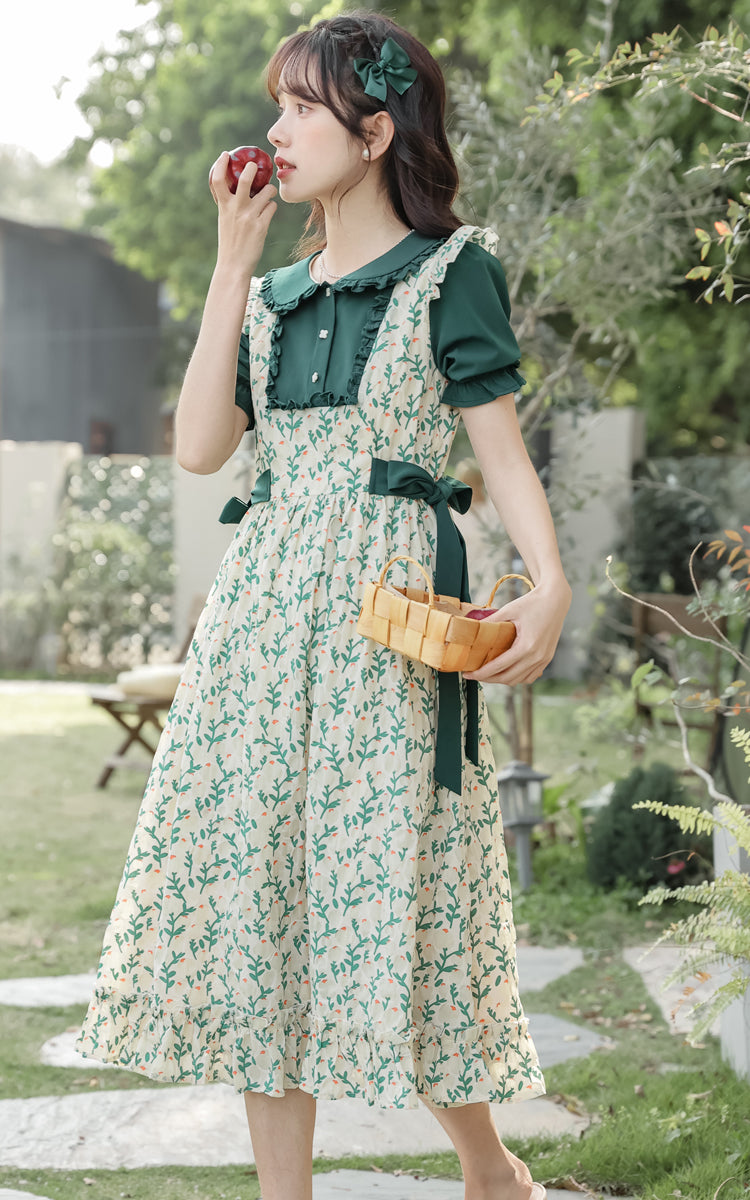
[267, 82, 366, 208]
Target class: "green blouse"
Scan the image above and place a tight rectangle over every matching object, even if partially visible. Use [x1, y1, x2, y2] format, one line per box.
[235, 231, 524, 429]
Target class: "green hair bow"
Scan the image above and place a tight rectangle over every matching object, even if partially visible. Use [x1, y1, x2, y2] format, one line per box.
[353, 37, 418, 103]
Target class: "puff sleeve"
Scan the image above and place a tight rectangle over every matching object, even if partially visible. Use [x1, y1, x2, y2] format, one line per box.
[430, 242, 525, 407]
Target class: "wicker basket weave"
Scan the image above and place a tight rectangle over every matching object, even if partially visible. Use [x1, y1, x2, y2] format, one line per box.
[357, 554, 533, 673]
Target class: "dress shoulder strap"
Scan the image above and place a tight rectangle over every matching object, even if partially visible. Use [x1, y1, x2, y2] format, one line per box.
[415, 225, 499, 299]
[244, 275, 266, 328]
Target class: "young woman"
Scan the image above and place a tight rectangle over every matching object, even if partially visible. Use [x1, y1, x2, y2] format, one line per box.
[77, 12, 570, 1200]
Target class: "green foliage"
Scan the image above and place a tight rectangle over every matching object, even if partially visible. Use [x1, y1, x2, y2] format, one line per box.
[534, 22, 750, 305]
[633, 297, 750, 452]
[586, 762, 711, 892]
[512, 838, 705, 949]
[50, 456, 175, 669]
[637, 785, 750, 1041]
[623, 465, 719, 593]
[452, 61, 712, 434]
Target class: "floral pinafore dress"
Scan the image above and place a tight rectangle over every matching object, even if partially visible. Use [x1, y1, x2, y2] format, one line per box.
[76, 225, 546, 1109]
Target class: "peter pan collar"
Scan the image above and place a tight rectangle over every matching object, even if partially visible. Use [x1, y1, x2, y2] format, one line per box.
[262, 231, 444, 313]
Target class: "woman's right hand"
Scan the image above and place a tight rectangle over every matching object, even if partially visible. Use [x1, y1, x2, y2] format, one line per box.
[208, 151, 277, 280]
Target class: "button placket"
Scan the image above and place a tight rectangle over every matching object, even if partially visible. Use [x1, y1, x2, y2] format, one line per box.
[308, 290, 336, 391]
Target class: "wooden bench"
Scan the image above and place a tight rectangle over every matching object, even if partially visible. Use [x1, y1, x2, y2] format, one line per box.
[90, 687, 172, 788]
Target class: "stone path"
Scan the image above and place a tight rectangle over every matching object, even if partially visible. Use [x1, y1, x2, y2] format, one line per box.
[622, 945, 721, 1037]
[0, 943, 678, 1197]
[0, 1181, 584, 1200]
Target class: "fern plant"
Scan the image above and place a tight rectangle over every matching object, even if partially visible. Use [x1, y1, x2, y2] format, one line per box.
[634, 726, 750, 1042]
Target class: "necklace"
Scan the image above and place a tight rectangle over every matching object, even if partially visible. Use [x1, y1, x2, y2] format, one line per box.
[315, 229, 415, 284]
[318, 249, 343, 280]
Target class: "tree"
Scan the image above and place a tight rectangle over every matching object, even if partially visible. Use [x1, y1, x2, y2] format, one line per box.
[521, 18, 750, 450]
[538, 22, 750, 305]
[70, 0, 326, 315]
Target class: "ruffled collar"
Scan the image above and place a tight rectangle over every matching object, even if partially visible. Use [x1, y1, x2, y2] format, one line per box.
[262, 231, 444, 313]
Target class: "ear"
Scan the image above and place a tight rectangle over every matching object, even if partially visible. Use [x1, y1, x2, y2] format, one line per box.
[362, 111, 396, 162]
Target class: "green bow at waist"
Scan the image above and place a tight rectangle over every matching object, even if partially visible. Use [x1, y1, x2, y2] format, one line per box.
[219, 468, 272, 524]
[368, 457, 480, 796]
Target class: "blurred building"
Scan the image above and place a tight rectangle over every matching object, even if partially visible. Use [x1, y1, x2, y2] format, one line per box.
[0, 217, 161, 454]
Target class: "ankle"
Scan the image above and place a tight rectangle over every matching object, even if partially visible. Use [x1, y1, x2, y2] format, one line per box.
[464, 1162, 533, 1200]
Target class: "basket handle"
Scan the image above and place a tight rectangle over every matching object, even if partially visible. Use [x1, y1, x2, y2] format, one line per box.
[484, 572, 534, 608]
[378, 554, 436, 606]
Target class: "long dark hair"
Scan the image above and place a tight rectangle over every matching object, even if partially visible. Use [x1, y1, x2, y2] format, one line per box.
[266, 11, 463, 256]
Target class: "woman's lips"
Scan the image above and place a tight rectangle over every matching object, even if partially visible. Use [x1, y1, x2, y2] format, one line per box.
[275, 158, 295, 177]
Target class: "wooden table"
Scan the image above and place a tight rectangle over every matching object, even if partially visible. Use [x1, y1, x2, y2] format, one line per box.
[90, 686, 172, 788]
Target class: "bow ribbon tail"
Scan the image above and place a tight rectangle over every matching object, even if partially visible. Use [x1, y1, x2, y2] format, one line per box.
[435, 673, 463, 794]
[432, 496, 479, 776]
[432, 498, 470, 601]
[218, 468, 272, 524]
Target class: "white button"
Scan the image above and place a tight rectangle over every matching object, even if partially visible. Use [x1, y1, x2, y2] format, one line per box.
[325, 287, 331, 297]
[312, 372, 319, 383]
[319, 329, 328, 339]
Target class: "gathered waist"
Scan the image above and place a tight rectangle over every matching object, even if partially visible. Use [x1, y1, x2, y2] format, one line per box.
[220, 455, 480, 797]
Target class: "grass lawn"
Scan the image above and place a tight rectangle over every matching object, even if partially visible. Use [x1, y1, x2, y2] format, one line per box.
[0, 687, 748, 1199]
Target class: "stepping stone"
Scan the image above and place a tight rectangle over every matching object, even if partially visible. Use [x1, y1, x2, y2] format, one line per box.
[38, 1031, 115, 1070]
[0, 975, 96, 1009]
[516, 945, 585, 992]
[313, 1173, 463, 1199]
[312, 1177, 630, 1200]
[525, 1012, 614, 1067]
[623, 945, 721, 1037]
[0, 1191, 55, 1200]
[0, 1086, 588, 1170]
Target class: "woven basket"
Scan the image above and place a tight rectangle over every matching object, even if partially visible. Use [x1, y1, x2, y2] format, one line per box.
[357, 554, 533, 673]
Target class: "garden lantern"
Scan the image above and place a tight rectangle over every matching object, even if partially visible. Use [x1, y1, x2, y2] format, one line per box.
[496, 760, 549, 891]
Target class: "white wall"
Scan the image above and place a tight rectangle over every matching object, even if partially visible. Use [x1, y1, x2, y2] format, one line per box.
[0, 439, 81, 569]
[172, 438, 255, 654]
[714, 809, 750, 1082]
[551, 407, 646, 678]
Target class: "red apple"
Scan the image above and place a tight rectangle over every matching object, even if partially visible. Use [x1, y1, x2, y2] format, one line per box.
[226, 146, 273, 195]
[466, 607, 498, 620]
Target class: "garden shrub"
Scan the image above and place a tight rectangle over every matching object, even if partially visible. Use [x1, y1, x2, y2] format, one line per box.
[50, 455, 174, 670]
[586, 762, 711, 892]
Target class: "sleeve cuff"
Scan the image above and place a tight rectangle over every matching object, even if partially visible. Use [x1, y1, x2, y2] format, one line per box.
[441, 365, 525, 407]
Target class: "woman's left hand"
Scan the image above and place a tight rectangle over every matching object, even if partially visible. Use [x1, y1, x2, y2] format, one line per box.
[463, 579, 571, 686]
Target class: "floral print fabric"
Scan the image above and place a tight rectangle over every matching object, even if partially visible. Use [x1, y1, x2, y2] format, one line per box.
[76, 225, 546, 1109]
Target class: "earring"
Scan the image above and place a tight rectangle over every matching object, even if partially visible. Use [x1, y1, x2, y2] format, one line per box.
[362, 147, 370, 159]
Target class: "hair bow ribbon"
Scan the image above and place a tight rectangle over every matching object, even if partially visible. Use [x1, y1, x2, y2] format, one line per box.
[353, 37, 417, 102]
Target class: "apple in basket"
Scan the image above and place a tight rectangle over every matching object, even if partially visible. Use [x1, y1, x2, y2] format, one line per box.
[226, 146, 273, 195]
[466, 607, 498, 620]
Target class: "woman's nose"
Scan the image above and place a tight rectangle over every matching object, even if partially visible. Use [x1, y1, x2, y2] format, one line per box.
[267, 118, 285, 147]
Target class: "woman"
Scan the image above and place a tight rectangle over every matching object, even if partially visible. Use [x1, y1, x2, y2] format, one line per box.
[77, 12, 571, 1200]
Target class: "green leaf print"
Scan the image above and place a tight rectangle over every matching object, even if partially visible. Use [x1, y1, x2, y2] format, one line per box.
[142, 827, 167, 870]
[312, 822, 340, 865]
[158, 949, 185, 991]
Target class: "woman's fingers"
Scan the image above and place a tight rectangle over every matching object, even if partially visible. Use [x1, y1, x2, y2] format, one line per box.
[208, 151, 230, 204]
[464, 654, 548, 685]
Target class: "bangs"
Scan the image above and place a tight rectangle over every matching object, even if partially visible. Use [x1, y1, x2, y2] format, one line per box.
[267, 32, 339, 110]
